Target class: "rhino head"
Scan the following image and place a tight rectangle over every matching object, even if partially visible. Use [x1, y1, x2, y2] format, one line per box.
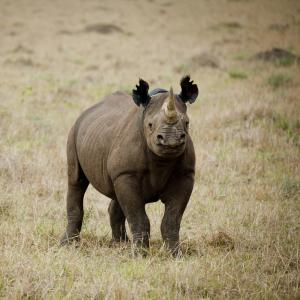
[132, 76, 198, 158]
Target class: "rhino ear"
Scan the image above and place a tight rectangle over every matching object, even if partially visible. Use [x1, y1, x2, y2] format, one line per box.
[179, 75, 199, 104]
[132, 79, 151, 107]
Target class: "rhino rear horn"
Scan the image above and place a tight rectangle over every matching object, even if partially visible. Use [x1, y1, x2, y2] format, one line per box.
[132, 79, 151, 107]
[179, 75, 199, 104]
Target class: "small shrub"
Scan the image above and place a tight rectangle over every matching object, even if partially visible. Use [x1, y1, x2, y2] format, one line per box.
[277, 56, 296, 67]
[207, 231, 235, 250]
[267, 74, 292, 89]
[281, 177, 300, 199]
[272, 114, 300, 145]
[229, 70, 248, 79]
[0, 202, 12, 217]
[221, 22, 242, 29]
[233, 52, 249, 61]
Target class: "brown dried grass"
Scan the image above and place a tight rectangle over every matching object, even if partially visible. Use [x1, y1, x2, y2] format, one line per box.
[0, 0, 299, 299]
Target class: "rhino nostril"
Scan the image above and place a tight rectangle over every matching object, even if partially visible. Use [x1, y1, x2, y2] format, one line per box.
[157, 134, 164, 144]
[180, 133, 186, 139]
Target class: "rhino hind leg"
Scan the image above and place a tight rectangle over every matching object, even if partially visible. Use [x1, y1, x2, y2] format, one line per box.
[61, 126, 89, 246]
[60, 179, 89, 245]
[108, 199, 129, 242]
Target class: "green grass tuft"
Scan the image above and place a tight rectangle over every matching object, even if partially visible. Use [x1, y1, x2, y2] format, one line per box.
[281, 177, 300, 199]
[267, 74, 292, 88]
[228, 70, 248, 79]
[276, 56, 296, 67]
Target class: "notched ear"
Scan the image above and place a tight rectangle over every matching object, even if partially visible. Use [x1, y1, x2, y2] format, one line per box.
[132, 79, 151, 107]
[179, 75, 199, 104]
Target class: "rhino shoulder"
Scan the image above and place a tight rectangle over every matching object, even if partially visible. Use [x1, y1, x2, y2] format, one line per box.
[178, 137, 196, 174]
[107, 118, 148, 181]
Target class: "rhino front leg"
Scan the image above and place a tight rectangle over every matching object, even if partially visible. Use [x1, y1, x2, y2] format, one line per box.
[161, 173, 194, 256]
[108, 199, 128, 242]
[160, 202, 186, 256]
[113, 175, 150, 253]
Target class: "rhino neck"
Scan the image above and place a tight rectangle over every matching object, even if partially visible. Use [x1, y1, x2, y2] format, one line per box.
[139, 106, 148, 144]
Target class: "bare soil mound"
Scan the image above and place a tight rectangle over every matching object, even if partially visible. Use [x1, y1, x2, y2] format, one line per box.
[253, 47, 299, 63]
[84, 23, 124, 34]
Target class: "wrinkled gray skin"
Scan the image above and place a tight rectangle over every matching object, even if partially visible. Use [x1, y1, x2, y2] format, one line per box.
[61, 77, 198, 256]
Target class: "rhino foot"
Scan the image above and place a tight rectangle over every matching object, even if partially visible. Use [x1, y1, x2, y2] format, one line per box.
[60, 232, 80, 246]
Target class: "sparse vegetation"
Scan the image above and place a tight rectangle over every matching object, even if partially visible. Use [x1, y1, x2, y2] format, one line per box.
[233, 52, 249, 61]
[0, 0, 299, 299]
[220, 21, 242, 29]
[272, 113, 300, 145]
[267, 73, 292, 88]
[276, 56, 297, 66]
[228, 70, 248, 79]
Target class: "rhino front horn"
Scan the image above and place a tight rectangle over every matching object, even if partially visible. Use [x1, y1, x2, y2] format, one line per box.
[164, 87, 178, 124]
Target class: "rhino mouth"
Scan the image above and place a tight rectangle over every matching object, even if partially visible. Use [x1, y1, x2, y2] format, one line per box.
[156, 141, 185, 149]
[154, 139, 185, 157]
[155, 133, 186, 148]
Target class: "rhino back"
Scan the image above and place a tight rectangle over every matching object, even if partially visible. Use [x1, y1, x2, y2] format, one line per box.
[74, 92, 142, 197]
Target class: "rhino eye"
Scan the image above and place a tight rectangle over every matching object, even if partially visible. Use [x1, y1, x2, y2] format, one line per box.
[148, 123, 153, 130]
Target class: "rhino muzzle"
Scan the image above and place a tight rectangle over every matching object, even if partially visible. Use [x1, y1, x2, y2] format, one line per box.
[156, 125, 186, 148]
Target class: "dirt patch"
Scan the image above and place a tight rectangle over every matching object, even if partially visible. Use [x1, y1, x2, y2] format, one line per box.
[269, 23, 289, 33]
[10, 44, 34, 54]
[94, 5, 111, 11]
[58, 23, 125, 36]
[7, 31, 18, 36]
[85, 65, 99, 71]
[12, 21, 24, 28]
[58, 29, 74, 35]
[84, 23, 124, 34]
[190, 52, 220, 68]
[252, 48, 299, 63]
[4, 58, 38, 67]
[214, 38, 241, 46]
[220, 21, 242, 29]
[161, 2, 172, 7]
[175, 52, 220, 73]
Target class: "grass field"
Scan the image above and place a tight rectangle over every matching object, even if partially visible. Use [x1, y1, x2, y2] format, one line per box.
[0, 0, 300, 299]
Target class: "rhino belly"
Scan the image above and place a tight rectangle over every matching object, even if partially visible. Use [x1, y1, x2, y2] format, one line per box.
[76, 120, 115, 198]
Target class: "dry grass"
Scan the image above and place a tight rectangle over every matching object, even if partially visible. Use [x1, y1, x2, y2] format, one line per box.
[0, 0, 300, 299]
